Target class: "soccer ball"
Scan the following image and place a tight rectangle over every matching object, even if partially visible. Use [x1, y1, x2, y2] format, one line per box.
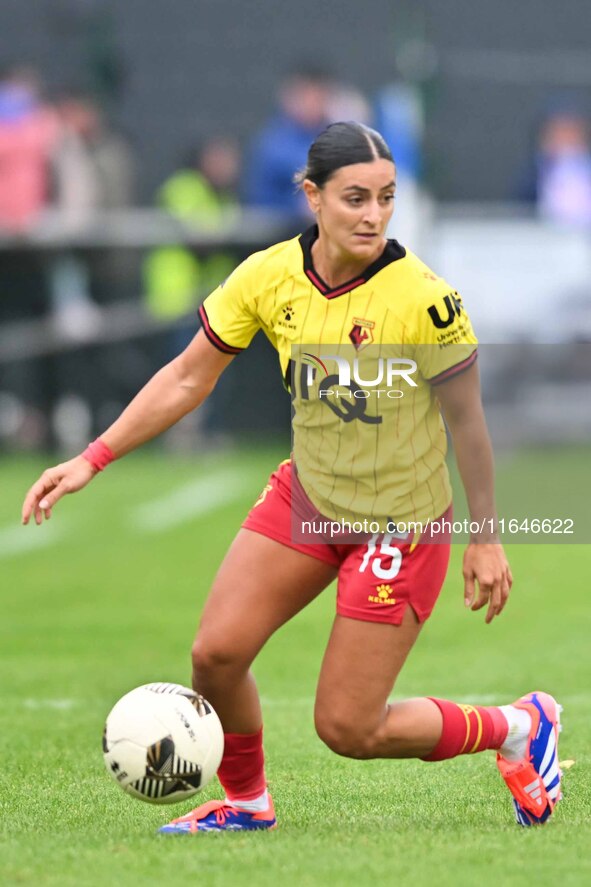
[103, 682, 224, 804]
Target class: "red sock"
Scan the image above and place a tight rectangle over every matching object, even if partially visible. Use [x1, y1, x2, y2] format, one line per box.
[217, 727, 267, 802]
[423, 698, 509, 761]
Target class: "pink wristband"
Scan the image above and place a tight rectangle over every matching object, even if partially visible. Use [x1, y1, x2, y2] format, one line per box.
[81, 438, 116, 471]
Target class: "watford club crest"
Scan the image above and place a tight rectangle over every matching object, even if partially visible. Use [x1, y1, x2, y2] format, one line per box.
[349, 317, 375, 351]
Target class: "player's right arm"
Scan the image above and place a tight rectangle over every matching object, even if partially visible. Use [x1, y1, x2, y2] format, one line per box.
[21, 330, 234, 526]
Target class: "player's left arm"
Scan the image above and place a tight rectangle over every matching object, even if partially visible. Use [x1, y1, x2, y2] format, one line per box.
[435, 362, 513, 624]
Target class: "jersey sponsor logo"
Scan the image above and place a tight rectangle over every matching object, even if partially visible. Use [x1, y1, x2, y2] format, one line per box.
[297, 355, 382, 424]
[349, 317, 375, 351]
[368, 583, 397, 605]
[296, 353, 418, 426]
[427, 293, 463, 329]
[319, 383, 383, 424]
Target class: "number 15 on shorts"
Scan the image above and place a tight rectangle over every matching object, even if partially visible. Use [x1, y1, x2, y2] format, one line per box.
[359, 535, 403, 581]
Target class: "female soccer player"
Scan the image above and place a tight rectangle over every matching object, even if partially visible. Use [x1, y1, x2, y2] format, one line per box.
[22, 122, 561, 831]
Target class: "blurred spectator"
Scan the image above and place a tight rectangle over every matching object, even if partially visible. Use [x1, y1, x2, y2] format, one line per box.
[157, 137, 239, 223]
[327, 83, 372, 127]
[0, 64, 59, 231]
[144, 136, 240, 330]
[374, 81, 431, 252]
[51, 91, 135, 223]
[43, 93, 139, 451]
[46, 92, 137, 342]
[374, 83, 423, 184]
[142, 137, 242, 448]
[243, 66, 333, 221]
[0, 65, 58, 448]
[516, 103, 591, 226]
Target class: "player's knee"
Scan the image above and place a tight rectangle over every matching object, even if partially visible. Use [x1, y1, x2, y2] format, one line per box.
[191, 636, 247, 680]
[314, 711, 374, 759]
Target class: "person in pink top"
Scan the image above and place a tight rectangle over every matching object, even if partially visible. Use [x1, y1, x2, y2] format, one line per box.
[0, 65, 59, 232]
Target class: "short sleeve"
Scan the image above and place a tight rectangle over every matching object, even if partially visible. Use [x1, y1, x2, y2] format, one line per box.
[414, 287, 478, 384]
[199, 256, 262, 354]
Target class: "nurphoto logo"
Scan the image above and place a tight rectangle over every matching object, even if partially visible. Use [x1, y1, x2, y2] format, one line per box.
[301, 352, 418, 400]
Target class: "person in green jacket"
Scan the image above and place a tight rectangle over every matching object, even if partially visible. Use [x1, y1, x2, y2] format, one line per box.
[144, 137, 240, 332]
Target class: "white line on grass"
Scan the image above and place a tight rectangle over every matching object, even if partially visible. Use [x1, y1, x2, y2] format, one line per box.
[12, 692, 588, 713]
[22, 698, 77, 710]
[0, 522, 63, 560]
[130, 468, 255, 533]
[261, 693, 588, 707]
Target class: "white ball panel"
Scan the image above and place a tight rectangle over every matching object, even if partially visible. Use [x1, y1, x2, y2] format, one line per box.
[103, 738, 148, 787]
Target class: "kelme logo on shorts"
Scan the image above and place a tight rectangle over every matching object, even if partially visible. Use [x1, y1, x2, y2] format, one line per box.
[368, 584, 396, 605]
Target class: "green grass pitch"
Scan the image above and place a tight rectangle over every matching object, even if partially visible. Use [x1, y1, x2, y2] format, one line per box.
[0, 446, 590, 886]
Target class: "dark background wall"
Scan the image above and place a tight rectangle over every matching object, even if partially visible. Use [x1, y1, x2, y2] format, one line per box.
[2, 0, 591, 201]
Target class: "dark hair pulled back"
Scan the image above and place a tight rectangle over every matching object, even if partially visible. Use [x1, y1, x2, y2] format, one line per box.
[295, 121, 393, 189]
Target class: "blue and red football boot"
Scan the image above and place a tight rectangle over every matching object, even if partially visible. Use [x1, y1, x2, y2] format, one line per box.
[496, 691, 562, 826]
[159, 796, 277, 834]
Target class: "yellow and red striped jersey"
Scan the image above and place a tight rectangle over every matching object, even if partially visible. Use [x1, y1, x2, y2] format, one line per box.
[200, 225, 477, 527]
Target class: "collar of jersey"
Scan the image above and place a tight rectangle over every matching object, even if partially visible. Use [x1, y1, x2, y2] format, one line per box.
[299, 224, 406, 299]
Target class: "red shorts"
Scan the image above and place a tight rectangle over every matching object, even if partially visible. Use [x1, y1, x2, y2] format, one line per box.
[242, 460, 452, 626]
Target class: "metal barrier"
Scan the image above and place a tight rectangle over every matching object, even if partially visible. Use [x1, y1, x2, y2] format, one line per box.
[0, 206, 589, 449]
